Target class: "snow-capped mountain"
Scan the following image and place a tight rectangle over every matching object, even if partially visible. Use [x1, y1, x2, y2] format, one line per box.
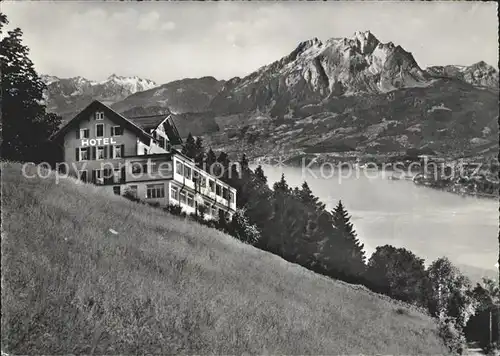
[426, 61, 499, 89]
[41, 74, 157, 120]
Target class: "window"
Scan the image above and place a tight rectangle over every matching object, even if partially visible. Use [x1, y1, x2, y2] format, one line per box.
[143, 148, 148, 155]
[103, 168, 113, 184]
[184, 166, 192, 180]
[113, 145, 122, 159]
[159, 136, 165, 149]
[79, 147, 90, 161]
[111, 126, 123, 136]
[216, 184, 222, 196]
[200, 176, 207, 188]
[209, 179, 215, 193]
[223, 187, 229, 200]
[58, 164, 67, 174]
[96, 124, 104, 137]
[193, 170, 199, 186]
[131, 162, 141, 174]
[95, 111, 104, 120]
[211, 205, 218, 217]
[229, 191, 234, 204]
[146, 184, 165, 199]
[97, 146, 105, 160]
[179, 191, 186, 204]
[78, 170, 88, 182]
[80, 128, 89, 139]
[187, 193, 194, 207]
[93, 169, 103, 184]
[113, 169, 122, 183]
[131, 162, 148, 175]
[170, 186, 179, 201]
[176, 161, 183, 175]
[128, 185, 138, 197]
[113, 186, 121, 195]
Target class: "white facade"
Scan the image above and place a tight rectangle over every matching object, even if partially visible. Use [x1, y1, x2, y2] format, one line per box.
[53, 101, 237, 220]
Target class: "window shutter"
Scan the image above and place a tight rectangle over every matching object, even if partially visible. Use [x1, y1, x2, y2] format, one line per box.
[75, 148, 79, 162]
[121, 144, 125, 158]
[92, 147, 96, 160]
[104, 168, 111, 184]
[103, 146, 107, 159]
[121, 166, 126, 183]
[76, 129, 80, 139]
[91, 170, 96, 183]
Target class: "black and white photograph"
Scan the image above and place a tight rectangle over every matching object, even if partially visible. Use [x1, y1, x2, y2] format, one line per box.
[1, 1, 499, 355]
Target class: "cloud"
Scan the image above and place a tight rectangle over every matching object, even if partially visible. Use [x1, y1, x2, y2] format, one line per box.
[160, 21, 176, 31]
[137, 11, 160, 31]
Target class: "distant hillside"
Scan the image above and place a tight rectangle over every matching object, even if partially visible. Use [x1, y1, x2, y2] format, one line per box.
[206, 78, 498, 160]
[111, 76, 225, 115]
[426, 61, 499, 89]
[2, 162, 449, 355]
[41, 74, 158, 121]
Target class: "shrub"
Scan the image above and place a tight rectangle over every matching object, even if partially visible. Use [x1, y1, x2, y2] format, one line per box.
[227, 209, 260, 245]
[165, 204, 184, 217]
[437, 316, 467, 355]
[483, 342, 500, 356]
[123, 188, 141, 203]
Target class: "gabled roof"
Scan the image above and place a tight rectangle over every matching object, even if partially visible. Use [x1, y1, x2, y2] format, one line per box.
[127, 114, 168, 131]
[124, 113, 183, 146]
[51, 100, 153, 143]
[162, 115, 183, 146]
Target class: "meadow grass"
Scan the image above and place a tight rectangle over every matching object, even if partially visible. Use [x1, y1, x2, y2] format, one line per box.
[1, 161, 450, 354]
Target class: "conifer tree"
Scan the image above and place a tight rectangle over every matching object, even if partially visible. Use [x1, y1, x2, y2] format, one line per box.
[332, 201, 356, 234]
[254, 165, 267, 185]
[205, 148, 217, 173]
[216, 151, 230, 181]
[181, 133, 197, 159]
[1, 13, 61, 162]
[240, 154, 249, 172]
[318, 200, 366, 279]
[273, 173, 291, 194]
[194, 136, 205, 166]
[297, 181, 325, 211]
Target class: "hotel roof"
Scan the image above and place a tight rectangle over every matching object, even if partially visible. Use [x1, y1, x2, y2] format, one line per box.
[127, 114, 168, 131]
[51, 100, 183, 146]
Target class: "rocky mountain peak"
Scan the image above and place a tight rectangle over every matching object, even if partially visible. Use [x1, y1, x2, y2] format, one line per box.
[352, 30, 380, 54]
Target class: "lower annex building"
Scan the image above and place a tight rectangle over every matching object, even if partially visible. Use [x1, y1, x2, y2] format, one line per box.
[51, 100, 237, 220]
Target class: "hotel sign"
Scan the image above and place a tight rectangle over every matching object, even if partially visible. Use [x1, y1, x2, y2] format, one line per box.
[81, 137, 118, 147]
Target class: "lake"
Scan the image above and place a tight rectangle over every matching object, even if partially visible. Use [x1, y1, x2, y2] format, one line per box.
[253, 164, 498, 282]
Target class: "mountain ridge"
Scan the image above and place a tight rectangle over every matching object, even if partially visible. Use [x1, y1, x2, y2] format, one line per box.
[41, 30, 498, 158]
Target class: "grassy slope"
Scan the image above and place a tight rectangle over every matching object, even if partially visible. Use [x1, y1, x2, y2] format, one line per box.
[1, 162, 449, 355]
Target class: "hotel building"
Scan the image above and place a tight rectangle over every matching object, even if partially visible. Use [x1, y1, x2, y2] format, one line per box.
[51, 100, 237, 220]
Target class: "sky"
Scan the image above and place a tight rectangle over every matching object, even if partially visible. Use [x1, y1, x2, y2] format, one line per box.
[2, 1, 498, 84]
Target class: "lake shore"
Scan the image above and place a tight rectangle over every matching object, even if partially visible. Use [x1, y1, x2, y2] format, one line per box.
[250, 152, 499, 201]
[253, 164, 498, 280]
